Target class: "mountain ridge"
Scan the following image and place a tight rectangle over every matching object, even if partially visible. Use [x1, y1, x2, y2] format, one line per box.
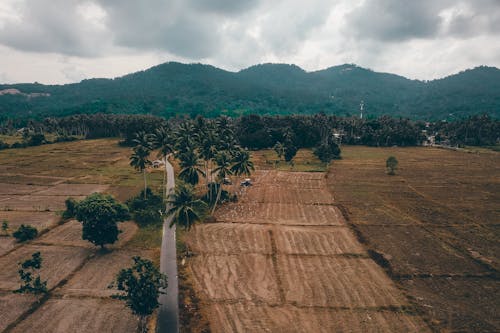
[0, 62, 499, 120]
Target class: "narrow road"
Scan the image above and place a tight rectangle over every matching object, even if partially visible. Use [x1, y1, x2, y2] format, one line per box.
[157, 157, 178, 333]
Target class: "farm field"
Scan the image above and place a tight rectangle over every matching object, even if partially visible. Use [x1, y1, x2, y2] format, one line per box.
[0, 139, 162, 333]
[329, 146, 500, 332]
[184, 158, 430, 332]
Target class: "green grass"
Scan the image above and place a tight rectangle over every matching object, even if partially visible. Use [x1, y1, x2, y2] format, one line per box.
[256, 148, 328, 172]
[126, 223, 163, 249]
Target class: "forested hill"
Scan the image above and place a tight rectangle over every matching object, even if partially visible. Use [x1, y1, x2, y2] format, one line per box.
[0, 62, 499, 120]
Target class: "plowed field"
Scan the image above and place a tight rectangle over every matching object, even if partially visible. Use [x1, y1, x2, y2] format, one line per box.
[0, 139, 162, 333]
[184, 170, 430, 332]
[329, 146, 500, 332]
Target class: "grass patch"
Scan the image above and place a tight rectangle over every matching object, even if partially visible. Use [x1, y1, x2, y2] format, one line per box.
[253, 148, 328, 172]
[126, 223, 163, 249]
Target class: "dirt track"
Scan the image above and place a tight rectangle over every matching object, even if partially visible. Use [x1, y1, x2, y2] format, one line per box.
[186, 170, 430, 332]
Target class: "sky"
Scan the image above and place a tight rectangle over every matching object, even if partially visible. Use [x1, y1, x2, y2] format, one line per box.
[0, 0, 499, 84]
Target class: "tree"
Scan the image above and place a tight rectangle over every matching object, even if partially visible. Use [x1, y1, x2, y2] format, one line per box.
[14, 252, 48, 294]
[166, 182, 207, 230]
[313, 141, 341, 163]
[273, 141, 285, 162]
[1, 220, 8, 235]
[211, 151, 233, 213]
[111, 256, 167, 333]
[130, 146, 151, 199]
[153, 126, 174, 199]
[230, 150, 255, 177]
[13, 225, 38, 242]
[75, 193, 130, 249]
[386, 156, 398, 175]
[284, 144, 298, 162]
[178, 150, 205, 186]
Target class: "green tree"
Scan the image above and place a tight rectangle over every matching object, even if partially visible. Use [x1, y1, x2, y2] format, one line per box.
[167, 182, 207, 230]
[130, 146, 151, 199]
[211, 151, 233, 213]
[14, 252, 48, 294]
[386, 156, 398, 175]
[75, 193, 130, 249]
[111, 256, 167, 333]
[13, 225, 38, 242]
[153, 126, 174, 199]
[178, 150, 205, 186]
[230, 149, 255, 191]
[273, 141, 285, 162]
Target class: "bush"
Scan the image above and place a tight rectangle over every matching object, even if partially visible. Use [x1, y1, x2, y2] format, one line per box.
[133, 209, 162, 226]
[62, 197, 78, 219]
[126, 188, 163, 226]
[13, 225, 38, 242]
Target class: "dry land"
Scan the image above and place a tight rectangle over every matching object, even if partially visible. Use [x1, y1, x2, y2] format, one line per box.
[329, 146, 500, 332]
[0, 139, 162, 333]
[184, 160, 430, 332]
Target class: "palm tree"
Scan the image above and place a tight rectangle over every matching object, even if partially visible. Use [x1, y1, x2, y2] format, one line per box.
[166, 182, 207, 231]
[211, 151, 233, 214]
[132, 131, 153, 150]
[130, 146, 151, 199]
[153, 126, 174, 199]
[231, 149, 254, 178]
[178, 150, 205, 186]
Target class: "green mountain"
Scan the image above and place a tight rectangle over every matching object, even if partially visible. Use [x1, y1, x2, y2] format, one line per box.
[0, 62, 499, 120]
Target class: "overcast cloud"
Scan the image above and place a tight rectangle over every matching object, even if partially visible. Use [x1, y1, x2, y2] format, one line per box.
[0, 0, 498, 84]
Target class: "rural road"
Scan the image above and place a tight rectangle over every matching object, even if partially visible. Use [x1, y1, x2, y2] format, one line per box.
[157, 156, 179, 333]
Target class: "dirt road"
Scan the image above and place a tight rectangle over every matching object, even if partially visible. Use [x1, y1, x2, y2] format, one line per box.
[186, 170, 430, 332]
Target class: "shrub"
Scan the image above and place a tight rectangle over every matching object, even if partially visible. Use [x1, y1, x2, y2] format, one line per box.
[13, 225, 38, 242]
[62, 197, 78, 219]
[133, 209, 162, 226]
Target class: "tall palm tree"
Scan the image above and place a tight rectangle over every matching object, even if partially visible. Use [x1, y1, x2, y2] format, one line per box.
[230, 149, 254, 178]
[211, 151, 233, 214]
[153, 126, 175, 199]
[166, 182, 207, 231]
[130, 146, 151, 199]
[178, 150, 205, 186]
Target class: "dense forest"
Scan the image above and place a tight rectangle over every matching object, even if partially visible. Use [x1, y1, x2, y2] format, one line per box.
[1, 114, 498, 152]
[0, 62, 499, 121]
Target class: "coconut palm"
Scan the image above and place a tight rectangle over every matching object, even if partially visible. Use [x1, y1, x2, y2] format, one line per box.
[153, 126, 175, 199]
[178, 150, 205, 186]
[166, 182, 207, 231]
[230, 149, 254, 178]
[211, 151, 233, 213]
[130, 146, 151, 199]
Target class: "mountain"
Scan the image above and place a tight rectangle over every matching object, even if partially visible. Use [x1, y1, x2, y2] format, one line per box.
[0, 62, 499, 120]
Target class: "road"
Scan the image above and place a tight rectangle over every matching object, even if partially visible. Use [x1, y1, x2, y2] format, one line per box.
[157, 156, 178, 333]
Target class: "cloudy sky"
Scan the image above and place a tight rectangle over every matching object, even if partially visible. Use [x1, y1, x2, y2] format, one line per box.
[0, 0, 499, 84]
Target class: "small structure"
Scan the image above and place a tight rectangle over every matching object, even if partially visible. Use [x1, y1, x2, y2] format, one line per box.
[240, 178, 252, 186]
[152, 160, 165, 168]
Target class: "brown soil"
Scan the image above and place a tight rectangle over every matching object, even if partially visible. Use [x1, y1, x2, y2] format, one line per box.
[0, 293, 40, 331]
[186, 169, 430, 332]
[34, 220, 138, 249]
[10, 298, 138, 333]
[56, 249, 154, 298]
[0, 244, 91, 291]
[329, 145, 500, 332]
[0, 211, 59, 232]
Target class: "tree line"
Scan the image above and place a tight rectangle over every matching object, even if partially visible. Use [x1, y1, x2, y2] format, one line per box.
[0, 113, 498, 152]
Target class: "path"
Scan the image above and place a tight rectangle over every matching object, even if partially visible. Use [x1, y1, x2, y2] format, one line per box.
[185, 170, 431, 332]
[157, 157, 178, 333]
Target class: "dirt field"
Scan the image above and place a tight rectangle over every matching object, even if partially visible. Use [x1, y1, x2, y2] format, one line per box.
[184, 168, 430, 332]
[329, 146, 500, 332]
[0, 139, 163, 333]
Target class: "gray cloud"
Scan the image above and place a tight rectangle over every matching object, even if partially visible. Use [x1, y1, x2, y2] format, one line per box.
[444, 0, 500, 37]
[0, 0, 109, 56]
[346, 0, 451, 41]
[0, 0, 499, 83]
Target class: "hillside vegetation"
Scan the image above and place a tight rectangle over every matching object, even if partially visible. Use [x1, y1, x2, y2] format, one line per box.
[0, 63, 499, 120]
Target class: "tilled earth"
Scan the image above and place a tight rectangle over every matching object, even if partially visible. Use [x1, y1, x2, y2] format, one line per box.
[186, 170, 430, 332]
